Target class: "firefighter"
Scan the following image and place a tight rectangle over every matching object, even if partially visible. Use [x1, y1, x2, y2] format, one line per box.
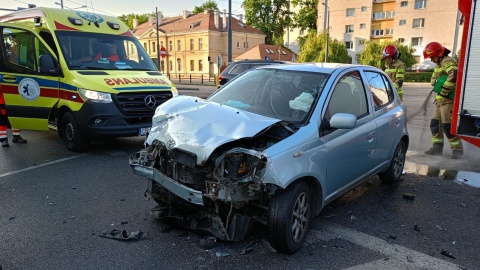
[423, 42, 463, 159]
[0, 89, 27, 147]
[382, 45, 406, 101]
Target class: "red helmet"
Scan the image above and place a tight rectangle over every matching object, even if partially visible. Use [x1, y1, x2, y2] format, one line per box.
[423, 42, 445, 59]
[382, 45, 399, 59]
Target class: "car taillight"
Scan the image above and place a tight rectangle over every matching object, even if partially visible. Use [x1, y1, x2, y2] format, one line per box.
[219, 76, 224, 80]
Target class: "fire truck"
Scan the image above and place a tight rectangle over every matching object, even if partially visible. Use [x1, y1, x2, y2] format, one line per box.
[452, 0, 480, 147]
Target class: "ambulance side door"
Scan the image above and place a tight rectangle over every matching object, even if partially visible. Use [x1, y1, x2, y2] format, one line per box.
[0, 24, 59, 131]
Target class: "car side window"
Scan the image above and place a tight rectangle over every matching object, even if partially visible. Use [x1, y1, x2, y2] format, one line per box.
[2, 27, 57, 74]
[229, 63, 250, 75]
[325, 71, 368, 121]
[364, 71, 394, 110]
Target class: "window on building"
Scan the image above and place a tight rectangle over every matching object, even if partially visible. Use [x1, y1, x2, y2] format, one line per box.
[130, 44, 134, 53]
[199, 60, 203, 71]
[411, 37, 422, 46]
[413, 18, 425, 28]
[414, 0, 427, 9]
[160, 41, 164, 48]
[299, 29, 305, 35]
[143, 42, 147, 51]
[387, 11, 395, 18]
[361, 6, 367, 12]
[169, 41, 173, 51]
[372, 29, 384, 36]
[398, 38, 405, 43]
[177, 40, 181, 51]
[400, 1, 408, 7]
[345, 25, 354, 33]
[346, 8, 355, 17]
[237, 41, 240, 48]
[246, 42, 249, 48]
[198, 38, 203, 50]
[178, 59, 182, 71]
[152, 42, 156, 53]
[399, 19, 406, 26]
[169, 60, 173, 71]
[415, 55, 421, 63]
[345, 41, 353, 49]
[386, 28, 394, 35]
[360, 23, 366, 29]
[190, 39, 194, 50]
[190, 60, 195, 71]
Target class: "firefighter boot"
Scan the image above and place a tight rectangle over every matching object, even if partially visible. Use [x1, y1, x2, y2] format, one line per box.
[1, 139, 9, 147]
[451, 149, 464, 159]
[12, 135, 27, 143]
[424, 144, 443, 155]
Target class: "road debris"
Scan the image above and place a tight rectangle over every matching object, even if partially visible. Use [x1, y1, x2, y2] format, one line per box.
[402, 193, 415, 200]
[99, 229, 147, 241]
[215, 243, 230, 257]
[200, 236, 216, 249]
[441, 249, 456, 259]
[435, 225, 444, 231]
[240, 240, 258, 254]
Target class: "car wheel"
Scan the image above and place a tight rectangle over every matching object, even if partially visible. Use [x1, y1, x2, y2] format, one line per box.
[267, 181, 311, 254]
[61, 112, 88, 152]
[379, 141, 406, 184]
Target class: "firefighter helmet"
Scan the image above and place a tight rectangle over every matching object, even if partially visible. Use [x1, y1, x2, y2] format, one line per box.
[382, 45, 399, 59]
[423, 42, 445, 59]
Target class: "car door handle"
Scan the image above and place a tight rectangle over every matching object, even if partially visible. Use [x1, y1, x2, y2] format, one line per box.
[367, 131, 375, 141]
[2, 75, 17, 82]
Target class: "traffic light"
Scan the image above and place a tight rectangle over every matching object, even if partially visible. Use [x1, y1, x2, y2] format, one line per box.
[208, 56, 211, 62]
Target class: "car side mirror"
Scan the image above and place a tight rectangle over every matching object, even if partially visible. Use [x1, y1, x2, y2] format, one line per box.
[39, 54, 57, 74]
[329, 113, 357, 129]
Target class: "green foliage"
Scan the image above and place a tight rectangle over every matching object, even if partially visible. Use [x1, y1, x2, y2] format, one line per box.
[356, 41, 416, 69]
[193, 1, 219, 14]
[297, 31, 349, 63]
[118, 13, 152, 29]
[405, 71, 433, 82]
[243, 0, 290, 44]
[290, 0, 318, 31]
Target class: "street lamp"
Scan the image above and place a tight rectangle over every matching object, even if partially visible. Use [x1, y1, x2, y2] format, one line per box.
[322, 1, 330, 63]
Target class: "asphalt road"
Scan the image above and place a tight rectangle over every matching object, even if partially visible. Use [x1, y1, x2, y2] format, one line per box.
[0, 83, 479, 270]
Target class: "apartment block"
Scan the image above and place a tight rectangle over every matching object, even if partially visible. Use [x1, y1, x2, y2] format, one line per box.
[317, 0, 462, 69]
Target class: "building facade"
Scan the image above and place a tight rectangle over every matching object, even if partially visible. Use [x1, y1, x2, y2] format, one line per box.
[133, 9, 265, 77]
[318, 0, 463, 69]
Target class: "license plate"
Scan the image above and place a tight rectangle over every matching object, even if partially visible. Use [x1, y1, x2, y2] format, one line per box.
[139, 127, 151, 136]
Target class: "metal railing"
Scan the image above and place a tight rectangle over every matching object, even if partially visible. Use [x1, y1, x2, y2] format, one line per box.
[163, 73, 217, 85]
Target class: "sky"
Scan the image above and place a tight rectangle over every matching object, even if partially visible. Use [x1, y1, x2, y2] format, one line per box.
[0, 0, 244, 17]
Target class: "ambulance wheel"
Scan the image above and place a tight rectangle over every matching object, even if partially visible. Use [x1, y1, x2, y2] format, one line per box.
[61, 112, 88, 152]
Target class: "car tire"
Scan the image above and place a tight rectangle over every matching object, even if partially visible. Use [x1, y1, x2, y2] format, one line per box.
[61, 112, 88, 152]
[267, 181, 312, 254]
[379, 141, 406, 184]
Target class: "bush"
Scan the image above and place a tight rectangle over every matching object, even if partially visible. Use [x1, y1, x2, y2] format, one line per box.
[405, 71, 433, 82]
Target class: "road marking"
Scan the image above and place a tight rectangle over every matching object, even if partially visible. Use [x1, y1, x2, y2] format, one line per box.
[311, 222, 461, 270]
[0, 154, 88, 178]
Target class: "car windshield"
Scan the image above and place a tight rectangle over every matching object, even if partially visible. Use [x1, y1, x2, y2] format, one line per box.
[56, 31, 157, 71]
[209, 68, 328, 124]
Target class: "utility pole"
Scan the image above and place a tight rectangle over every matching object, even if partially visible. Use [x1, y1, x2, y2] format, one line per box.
[228, 0, 232, 64]
[156, 8, 160, 72]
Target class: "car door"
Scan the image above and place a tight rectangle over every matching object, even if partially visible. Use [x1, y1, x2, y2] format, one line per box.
[363, 70, 403, 168]
[322, 70, 376, 196]
[0, 24, 59, 131]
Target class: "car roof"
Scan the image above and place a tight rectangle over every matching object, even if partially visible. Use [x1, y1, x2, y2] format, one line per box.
[258, 62, 375, 74]
[231, 60, 286, 64]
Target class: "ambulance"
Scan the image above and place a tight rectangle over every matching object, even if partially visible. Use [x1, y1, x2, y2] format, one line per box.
[0, 6, 177, 151]
[453, 0, 480, 148]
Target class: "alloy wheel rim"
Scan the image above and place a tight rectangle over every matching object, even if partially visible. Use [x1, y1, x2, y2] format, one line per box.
[292, 191, 309, 243]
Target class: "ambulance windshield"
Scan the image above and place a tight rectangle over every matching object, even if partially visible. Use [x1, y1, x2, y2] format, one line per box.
[56, 31, 157, 71]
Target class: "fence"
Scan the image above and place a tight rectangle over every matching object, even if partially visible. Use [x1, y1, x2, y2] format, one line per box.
[163, 73, 217, 85]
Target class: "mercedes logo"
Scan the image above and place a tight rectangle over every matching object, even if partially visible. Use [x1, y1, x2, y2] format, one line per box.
[144, 95, 157, 108]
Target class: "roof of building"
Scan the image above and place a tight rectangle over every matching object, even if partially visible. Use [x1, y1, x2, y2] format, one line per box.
[132, 10, 264, 38]
[234, 44, 296, 62]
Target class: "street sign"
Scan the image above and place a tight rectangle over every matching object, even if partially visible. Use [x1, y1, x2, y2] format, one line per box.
[217, 54, 223, 67]
[160, 46, 167, 58]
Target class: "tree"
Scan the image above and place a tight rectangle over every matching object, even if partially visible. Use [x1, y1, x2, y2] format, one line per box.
[243, 0, 290, 45]
[356, 41, 416, 69]
[118, 13, 152, 29]
[290, 0, 318, 31]
[297, 31, 350, 63]
[193, 0, 219, 14]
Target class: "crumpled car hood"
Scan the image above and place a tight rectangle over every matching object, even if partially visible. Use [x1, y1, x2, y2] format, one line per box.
[146, 95, 281, 165]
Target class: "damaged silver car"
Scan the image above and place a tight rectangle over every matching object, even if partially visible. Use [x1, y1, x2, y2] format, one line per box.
[129, 63, 409, 254]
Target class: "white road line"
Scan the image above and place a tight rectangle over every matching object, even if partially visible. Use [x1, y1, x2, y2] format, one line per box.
[342, 257, 422, 270]
[0, 154, 88, 178]
[311, 222, 461, 270]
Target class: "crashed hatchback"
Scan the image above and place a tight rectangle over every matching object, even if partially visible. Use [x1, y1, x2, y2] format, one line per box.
[129, 63, 409, 254]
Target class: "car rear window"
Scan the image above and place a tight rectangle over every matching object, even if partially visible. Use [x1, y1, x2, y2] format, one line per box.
[228, 64, 251, 75]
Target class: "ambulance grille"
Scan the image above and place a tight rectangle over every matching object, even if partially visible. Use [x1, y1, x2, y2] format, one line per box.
[113, 91, 173, 115]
